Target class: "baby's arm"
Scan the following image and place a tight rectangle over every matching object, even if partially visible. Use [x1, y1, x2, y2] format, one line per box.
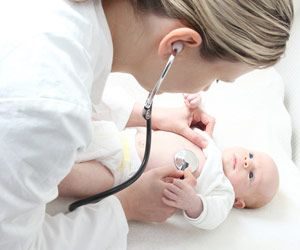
[58, 160, 114, 198]
[162, 170, 203, 218]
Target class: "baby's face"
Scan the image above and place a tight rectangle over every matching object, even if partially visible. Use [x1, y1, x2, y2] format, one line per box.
[222, 147, 279, 208]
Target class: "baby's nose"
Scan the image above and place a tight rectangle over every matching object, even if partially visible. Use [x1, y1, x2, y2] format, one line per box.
[243, 156, 250, 168]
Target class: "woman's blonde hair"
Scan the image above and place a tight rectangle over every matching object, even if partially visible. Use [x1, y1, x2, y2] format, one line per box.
[130, 0, 294, 68]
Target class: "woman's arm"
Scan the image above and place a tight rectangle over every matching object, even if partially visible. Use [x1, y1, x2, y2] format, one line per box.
[125, 102, 147, 127]
[58, 160, 114, 198]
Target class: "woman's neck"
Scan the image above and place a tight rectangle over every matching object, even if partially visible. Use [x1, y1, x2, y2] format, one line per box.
[102, 0, 149, 73]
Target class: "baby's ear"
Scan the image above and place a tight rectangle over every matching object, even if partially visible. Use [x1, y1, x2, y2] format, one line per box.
[233, 198, 246, 209]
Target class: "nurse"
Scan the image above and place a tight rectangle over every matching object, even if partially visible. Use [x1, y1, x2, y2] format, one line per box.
[0, 0, 293, 249]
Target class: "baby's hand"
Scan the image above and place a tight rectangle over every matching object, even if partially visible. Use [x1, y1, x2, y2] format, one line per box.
[192, 166, 201, 179]
[162, 170, 202, 218]
[183, 93, 201, 109]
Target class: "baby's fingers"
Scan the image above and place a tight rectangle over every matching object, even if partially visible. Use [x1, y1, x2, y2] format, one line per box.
[163, 188, 177, 201]
[173, 171, 197, 188]
[165, 182, 182, 194]
[162, 197, 179, 208]
[183, 93, 201, 109]
[183, 170, 197, 187]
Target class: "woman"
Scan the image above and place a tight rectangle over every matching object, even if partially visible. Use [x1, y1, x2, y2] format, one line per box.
[0, 0, 293, 249]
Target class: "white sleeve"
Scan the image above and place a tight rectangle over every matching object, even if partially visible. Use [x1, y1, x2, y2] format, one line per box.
[183, 183, 234, 230]
[41, 196, 128, 250]
[0, 99, 128, 250]
[0, 35, 128, 249]
[92, 79, 136, 131]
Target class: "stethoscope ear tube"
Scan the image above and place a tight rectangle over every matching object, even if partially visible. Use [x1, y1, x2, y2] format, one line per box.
[68, 106, 152, 212]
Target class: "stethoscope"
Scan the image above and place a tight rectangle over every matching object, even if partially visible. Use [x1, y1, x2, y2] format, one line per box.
[69, 42, 198, 212]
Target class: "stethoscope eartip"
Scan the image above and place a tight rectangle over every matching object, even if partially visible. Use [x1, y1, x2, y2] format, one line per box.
[172, 42, 184, 54]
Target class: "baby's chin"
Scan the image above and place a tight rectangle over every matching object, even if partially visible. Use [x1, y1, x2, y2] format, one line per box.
[221, 154, 234, 176]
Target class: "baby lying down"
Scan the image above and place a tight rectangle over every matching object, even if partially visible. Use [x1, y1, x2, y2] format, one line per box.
[59, 123, 279, 230]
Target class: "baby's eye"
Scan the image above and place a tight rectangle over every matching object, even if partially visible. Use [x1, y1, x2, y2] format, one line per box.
[249, 171, 254, 180]
[249, 153, 253, 159]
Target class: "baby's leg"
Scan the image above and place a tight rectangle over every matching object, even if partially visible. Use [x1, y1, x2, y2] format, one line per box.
[58, 160, 114, 199]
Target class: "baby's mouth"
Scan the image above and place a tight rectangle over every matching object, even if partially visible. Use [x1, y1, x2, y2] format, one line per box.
[233, 155, 237, 170]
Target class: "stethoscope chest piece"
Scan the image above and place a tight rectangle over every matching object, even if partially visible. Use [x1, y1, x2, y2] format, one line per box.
[174, 149, 199, 172]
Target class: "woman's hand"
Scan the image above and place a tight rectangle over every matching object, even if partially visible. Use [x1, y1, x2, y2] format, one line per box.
[152, 104, 215, 148]
[126, 97, 215, 148]
[162, 170, 203, 218]
[116, 166, 184, 222]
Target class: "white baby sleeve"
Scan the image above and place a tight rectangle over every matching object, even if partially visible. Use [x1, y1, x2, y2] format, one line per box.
[183, 182, 234, 230]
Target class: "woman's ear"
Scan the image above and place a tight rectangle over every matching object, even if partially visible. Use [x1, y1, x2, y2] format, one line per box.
[158, 27, 202, 58]
[233, 198, 246, 209]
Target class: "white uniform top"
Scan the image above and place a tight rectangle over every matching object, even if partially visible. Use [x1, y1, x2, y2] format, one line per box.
[184, 130, 235, 230]
[0, 0, 132, 249]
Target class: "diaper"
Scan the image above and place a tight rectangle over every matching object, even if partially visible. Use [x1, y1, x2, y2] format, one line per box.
[111, 128, 142, 186]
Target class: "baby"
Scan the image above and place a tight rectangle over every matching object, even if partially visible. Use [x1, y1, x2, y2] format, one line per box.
[59, 128, 279, 230]
[59, 96, 279, 230]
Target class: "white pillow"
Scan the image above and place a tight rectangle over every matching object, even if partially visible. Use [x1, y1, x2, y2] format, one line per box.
[275, 9, 300, 168]
[201, 67, 292, 165]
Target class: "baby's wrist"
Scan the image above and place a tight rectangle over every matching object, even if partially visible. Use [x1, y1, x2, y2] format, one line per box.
[185, 196, 203, 219]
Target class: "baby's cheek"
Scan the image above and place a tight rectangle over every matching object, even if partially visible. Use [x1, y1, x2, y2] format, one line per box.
[227, 174, 239, 188]
[229, 176, 246, 197]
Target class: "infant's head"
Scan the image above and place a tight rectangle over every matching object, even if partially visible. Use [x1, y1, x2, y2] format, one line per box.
[222, 147, 279, 209]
